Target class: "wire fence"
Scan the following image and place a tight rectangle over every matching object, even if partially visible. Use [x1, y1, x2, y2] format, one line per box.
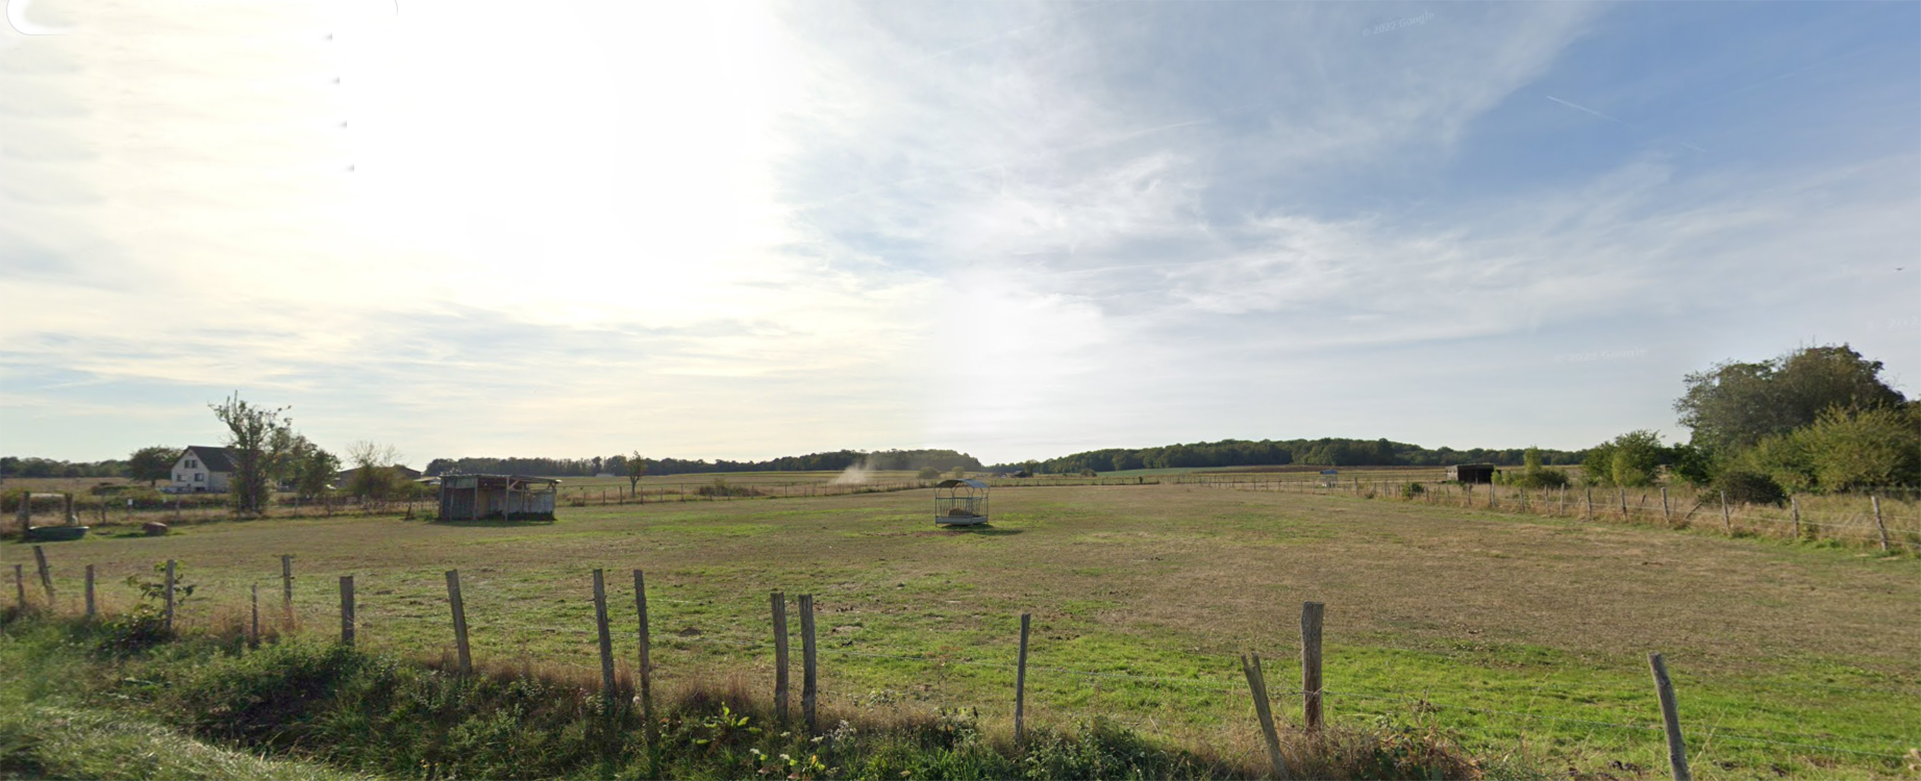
[1176, 473, 1921, 552]
[7, 548, 1915, 774]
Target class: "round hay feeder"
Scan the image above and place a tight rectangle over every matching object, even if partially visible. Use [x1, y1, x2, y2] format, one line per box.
[933, 478, 989, 526]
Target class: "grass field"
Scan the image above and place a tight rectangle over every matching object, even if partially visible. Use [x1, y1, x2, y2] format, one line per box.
[4, 482, 1915, 779]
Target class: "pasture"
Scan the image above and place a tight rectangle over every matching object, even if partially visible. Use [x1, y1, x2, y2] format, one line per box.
[5, 482, 1915, 779]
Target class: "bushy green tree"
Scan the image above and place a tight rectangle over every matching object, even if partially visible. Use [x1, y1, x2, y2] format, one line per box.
[126, 446, 178, 487]
[915, 466, 940, 480]
[291, 440, 340, 499]
[1675, 344, 1905, 453]
[1793, 406, 1921, 491]
[1741, 432, 1817, 493]
[1580, 431, 1670, 487]
[210, 392, 293, 515]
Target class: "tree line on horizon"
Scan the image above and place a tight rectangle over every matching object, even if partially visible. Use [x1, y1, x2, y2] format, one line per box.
[420, 449, 985, 478]
[992, 439, 1584, 475]
[8, 344, 1912, 496]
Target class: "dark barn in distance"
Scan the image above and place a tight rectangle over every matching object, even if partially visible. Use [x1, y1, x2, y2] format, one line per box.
[1446, 464, 1496, 484]
[438, 475, 560, 521]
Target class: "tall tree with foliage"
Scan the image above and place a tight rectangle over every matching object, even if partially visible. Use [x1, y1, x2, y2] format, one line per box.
[291, 440, 340, 500]
[1675, 344, 1906, 453]
[210, 392, 293, 515]
[126, 446, 179, 487]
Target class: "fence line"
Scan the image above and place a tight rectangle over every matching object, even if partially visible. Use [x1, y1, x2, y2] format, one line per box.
[6, 551, 1911, 768]
[1183, 475, 1918, 551]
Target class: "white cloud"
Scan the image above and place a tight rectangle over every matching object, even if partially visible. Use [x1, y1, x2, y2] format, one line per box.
[2, 0, 1916, 463]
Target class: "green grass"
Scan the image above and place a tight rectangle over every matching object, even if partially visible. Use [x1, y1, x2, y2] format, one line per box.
[4, 483, 1915, 779]
[0, 617, 1476, 780]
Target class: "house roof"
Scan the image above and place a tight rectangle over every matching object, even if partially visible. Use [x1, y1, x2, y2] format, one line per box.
[183, 445, 235, 473]
[333, 465, 423, 481]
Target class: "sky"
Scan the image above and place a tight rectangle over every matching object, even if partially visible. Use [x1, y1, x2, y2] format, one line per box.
[1, 0, 1917, 466]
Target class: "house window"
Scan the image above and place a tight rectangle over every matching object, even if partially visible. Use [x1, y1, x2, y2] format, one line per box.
[187, 459, 198, 469]
[195, 473, 204, 482]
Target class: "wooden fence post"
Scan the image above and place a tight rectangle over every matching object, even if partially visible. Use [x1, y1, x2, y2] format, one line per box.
[446, 570, 472, 674]
[14, 564, 24, 610]
[251, 584, 260, 642]
[799, 593, 818, 736]
[339, 575, 355, 647]
[1719, 491, 1731, 533]
[1648, 653, 1691, 781]
[1585, 488, 1593, 520]
[1661, 487, 1670, 523]
[32, 545, 53, 602]
[1241, 653, 1290, 780]
[84, 565, 96, 620]
[281, 555, 294, 621]
[1871, 495, 1889, 552]
[772, 591, 790, 723]
[164, 560, 177, 633]
[592, 569, 617, 705]
[1301, 601, 1325, 732]
[1790, 496, 1801, 540]
[1619, 488, 1628, 519]
[1015, 612, 1031, 745]
[634, 570, 653, 733]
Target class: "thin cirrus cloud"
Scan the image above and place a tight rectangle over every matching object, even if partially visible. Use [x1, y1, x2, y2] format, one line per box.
[0, 0, 1916, 465]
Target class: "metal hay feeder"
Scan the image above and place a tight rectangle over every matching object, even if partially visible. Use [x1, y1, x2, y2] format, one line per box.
[933, 478, 989, 526]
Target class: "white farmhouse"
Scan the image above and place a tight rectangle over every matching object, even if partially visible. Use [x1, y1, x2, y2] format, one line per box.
[170, 446, 235, 493]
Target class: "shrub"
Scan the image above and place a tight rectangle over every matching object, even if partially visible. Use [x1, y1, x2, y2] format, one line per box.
[915, 467, 940, 480]
[1502, 447, 1571, 489]
[1401, 482, 1425, 499]
[1794, 406, 1921, 491]
[1713, 470, 1788, 507]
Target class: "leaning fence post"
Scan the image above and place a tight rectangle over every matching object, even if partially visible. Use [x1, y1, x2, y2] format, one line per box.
[1648, 653, 1691, 781]
[1719, 491, 1731, 533]
[1585, 487, 1593, 520]
[1241, 653, 1290, 780]
[772, 591, 790, 723]
[1301, 601, 1325, 731]
[1015, 612, 1031, 745]
[446, 570, 472, 674]
[338, 575, 355, 647]
[1790, 496, 1801, 540]
[799, 593, 818, 736]
[84, 564, 96, 620]
[32, 545, 53, 603]
[164, 560, 177, 632]
[1619, 488, 1628, 519]
[1661, 487, 1671, 523]
[1871, 495, 1889, 552]
[633, 571, 656, 748]
[281, 554, 294, 622]
[592, 569, 617, 705]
